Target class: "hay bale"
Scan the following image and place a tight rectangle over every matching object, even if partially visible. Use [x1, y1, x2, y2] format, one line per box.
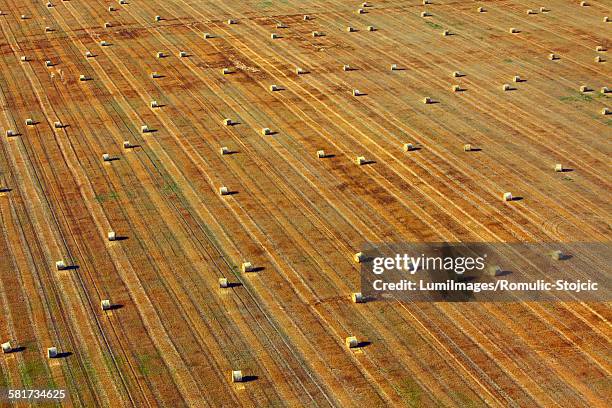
[296, 67, 306, 75]
[79, 74, 88, 81]
[554, 163, 563, 172]
[404, 143, 415, 151]
[352, 89, 362, 96]
[101, 299, 111, 310]
[107, 231, 116, 241]
[502, 83, 512, 91]
[179, 51, 188, 57]
[1, 341, 12, 353]
[104, 22, 112, 28]
[579, 85, 590, 93]
[421, 12, 432, 17]
[100, 40, 109, 46]
[423, 97, 434, 104]
[102, 153, 111, 162]
[312, 31, 323, 37]
[477, 7, 486, 12]
[347, 26, 356, 32]
[367, 25, 376, 31]
[141, 125, 150, 133]
[85, 51, 93, 58]
[527, 9, 536, 14]
[487, 265, 501, 277]
[509, 28, 519, 33]
[156, 51, 165, 58]
[316, 150, 326, 158]
[390, 64, 398, 71]
[227, 19, 237, 25]
[241, 262, 254, 272]
[45, 26, 53, 33]
[452, 71, 464, 77]
[343, 64, 351, 71]
[345, 336, 358, 348]
[151, 72, 161, 78]
[20, 56, 27, 62]
[204, 33, 213, 39]
[442, 30, 450, 36]
[108, 6, 115, 11]
[25, 118, 34, 126]
[261, 127, 272, 135]
[513, 75, 522, 82]
[602, 107, 610, 115]
[601, 87, 610, 94]
[502, 192, 513, 201]
[54, 121, 63, 128]
[540, 7, 548, 12]
[452, 85, 462, 92]
[123, 141, 132, 149]
[55, 260, 67, 270]
[220, 146, 230, 155]
[223, 118, 232, 126]
[351, 292, 364, 303]
[150, 100, 160, 108]
[271, 33, 280, 39]
[595, 45, 605, 52]
[605, 16, 610, 22]
[231, 370, 243, 382]
[580, 1, 588, 6]
[222, 67, 233, 74]
[219, 186, 230, 195]
[155, 15, 161, 22]
[357, 8, 365, 14]
[303, 15, 311, 21]
[353, 252, 365, 263]
[47, 347, 58, 358]
[5, 129, 16, 137]
[549, 53, 559, 60]
[355, 156, 367, 165]
[594, 56, 604, 62]
[219, 278, 229, 288]
[463, 144, 472, 151]
[550, 250, 564, 260]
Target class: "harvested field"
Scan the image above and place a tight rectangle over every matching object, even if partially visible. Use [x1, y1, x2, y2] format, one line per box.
[0, 0, 610, 406]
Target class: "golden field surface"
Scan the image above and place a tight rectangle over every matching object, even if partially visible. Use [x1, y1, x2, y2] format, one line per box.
[0, 0, 610, 406]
